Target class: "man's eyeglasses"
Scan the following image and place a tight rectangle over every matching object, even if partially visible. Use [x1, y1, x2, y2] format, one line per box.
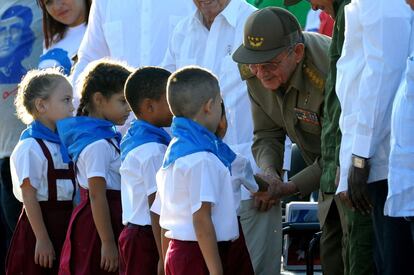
[248, 48, 294, 72]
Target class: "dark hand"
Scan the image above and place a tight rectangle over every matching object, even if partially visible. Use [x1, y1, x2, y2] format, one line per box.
[253, 172, 281, 211]
[348, 162, 372, 215]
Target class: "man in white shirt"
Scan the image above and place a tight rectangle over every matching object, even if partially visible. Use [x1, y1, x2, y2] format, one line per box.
[162, 1, 282, 273]
[71, 0, 194, 95]
[385, 0, 414, 261]
[335, 0, 414, 273]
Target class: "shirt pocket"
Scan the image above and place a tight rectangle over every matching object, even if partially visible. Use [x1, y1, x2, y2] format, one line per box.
[103, 21, 124, 59]
[393, 86, 414, 147]
[295, 118, 322, 136]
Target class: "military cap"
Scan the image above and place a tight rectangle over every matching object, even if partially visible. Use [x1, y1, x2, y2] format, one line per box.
[232, 7, 303, 64]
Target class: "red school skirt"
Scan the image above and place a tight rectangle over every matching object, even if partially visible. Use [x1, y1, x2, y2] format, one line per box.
[118, 223, 159, 275]
[6, 200, 73, 275]
[59, 188, 123, 275]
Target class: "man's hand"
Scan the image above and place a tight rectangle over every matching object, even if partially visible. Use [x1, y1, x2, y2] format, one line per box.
[338, 191, 354, 210]
[253, 172, 285, 211]
[348, 158, 372, 215]
[253, 170, 281, 211]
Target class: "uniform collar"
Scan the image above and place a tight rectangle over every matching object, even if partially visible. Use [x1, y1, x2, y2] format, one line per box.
[192, 0, 239, 29]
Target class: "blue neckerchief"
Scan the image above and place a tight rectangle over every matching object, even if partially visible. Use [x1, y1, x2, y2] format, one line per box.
[120, 119, 171, 161]
[20, 120, 71, 163]
[162, 117, 235, 171]
[57, 116, 121, 162]
[216, 137, 237, 167]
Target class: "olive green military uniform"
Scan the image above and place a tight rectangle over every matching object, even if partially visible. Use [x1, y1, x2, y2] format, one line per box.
[239, 31, 331, 273]
[317, 0, 350, 274]
[240, 31, 329, 196]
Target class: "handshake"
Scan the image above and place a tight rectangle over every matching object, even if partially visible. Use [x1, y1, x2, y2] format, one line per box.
[253, 167, 299, 211]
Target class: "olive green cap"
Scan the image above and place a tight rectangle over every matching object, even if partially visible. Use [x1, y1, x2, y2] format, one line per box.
[284, 0, 303, 6]
[232, 7, 303, 64]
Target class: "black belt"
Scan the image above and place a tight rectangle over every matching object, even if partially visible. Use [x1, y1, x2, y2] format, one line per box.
[126, 223, 152, 230]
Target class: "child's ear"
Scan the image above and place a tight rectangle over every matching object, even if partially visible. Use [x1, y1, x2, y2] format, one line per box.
[92, 92, 104, 107]
[204, 98, 214, 114]
[141, 98, 153, 113]
[34, 98, 47, 114]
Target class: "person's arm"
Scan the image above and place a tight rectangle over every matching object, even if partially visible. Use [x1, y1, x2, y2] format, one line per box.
[193, 202, 222, 275]
[70, 0, 110, 95]
[351, 2, 411, 159]
[21, 179, 55, 268]
[149, 193, 164, 275]
[248, 85, 286, 176]
[347, 2, 411, 214]
[254, 157, 321, 203]
[159, 19, 182, 72]
[88, 177, 118, 272]
[161, 228, 170, 262]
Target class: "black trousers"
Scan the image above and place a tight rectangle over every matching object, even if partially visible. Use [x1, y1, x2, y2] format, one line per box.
[0, 158, 22, 274]
[368, 180, 414, 275]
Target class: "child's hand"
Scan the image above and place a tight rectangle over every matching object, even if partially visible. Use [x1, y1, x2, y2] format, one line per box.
[35, 237, 55, 268]
[100, 240, 119, 272]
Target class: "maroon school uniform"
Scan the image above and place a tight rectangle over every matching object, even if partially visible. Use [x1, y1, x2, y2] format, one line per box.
[118, 224, 159, 275]
[226, 218, 254, 275]
[6, 139, 75, 275]
[165, 239, 230, 275]
[165, 219, 254, 275]
[58, 188, 123, 275]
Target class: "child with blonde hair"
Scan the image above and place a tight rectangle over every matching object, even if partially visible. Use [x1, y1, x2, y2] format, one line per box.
[7, 68, 76, 275]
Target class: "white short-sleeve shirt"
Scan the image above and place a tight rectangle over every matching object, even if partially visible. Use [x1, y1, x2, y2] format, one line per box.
[76, 139, 121, 190]
[10, 138, 75, 202]
[120, 142, 167, 225]
[156, 152, 238, 242]
[231, 154, 258, 213]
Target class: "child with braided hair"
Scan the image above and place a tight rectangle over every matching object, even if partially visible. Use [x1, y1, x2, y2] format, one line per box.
[57, 59, 132, 275]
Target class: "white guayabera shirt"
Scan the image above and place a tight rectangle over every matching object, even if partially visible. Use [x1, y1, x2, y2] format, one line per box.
[335, 0, 411, 194]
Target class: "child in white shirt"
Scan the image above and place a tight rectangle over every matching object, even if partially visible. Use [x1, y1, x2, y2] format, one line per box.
[157, 66, 238, 275]
[118, 67, 172, 275]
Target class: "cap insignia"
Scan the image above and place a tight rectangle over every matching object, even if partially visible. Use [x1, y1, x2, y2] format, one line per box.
[248, 36, 264, 48]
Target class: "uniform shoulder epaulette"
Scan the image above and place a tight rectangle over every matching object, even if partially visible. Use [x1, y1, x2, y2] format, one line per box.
[302, 61, 325, 91]
[238, 63, 255, 80]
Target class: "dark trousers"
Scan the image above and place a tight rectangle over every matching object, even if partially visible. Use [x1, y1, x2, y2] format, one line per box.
[320, 198, 345, 275]
[368, 180, 414, 275]
[0, 158, 22, 274]
[410, 221, 414, 244]
[345, 207, 374, 275]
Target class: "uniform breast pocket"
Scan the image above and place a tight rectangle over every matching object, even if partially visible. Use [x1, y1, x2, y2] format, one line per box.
[103, 21, 124, 59]
[294, 107, 322, 136]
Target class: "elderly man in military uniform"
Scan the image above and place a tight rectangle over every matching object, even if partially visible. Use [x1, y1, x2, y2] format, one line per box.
[233, 7, 345, 275]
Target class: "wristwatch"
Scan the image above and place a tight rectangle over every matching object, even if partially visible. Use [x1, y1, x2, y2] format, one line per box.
[352, 155, 368, 169]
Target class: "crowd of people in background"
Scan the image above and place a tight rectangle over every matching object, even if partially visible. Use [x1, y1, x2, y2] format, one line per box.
[1, 0, 414, 275]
